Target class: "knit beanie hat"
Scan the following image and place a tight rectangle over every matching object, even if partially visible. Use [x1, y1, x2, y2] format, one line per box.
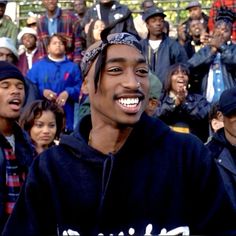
[0, 61, 25, 86]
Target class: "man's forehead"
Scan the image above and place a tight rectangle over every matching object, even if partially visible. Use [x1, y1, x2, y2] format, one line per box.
[189, 6, 201, 11]
[105, 44, 145, 61]
[0, 78, 24, 84]
[215, 21, 231, 30]
[81, 32, 143, 77]
[0, 47, 12, 53]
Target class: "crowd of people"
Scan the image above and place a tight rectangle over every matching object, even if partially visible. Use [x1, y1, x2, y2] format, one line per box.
[0, 0, 236, 235]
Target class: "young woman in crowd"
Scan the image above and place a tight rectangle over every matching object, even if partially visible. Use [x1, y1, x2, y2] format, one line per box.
[154, 62, 211, 142]
[19, 99, 65, 155]
[86, 19, 105, 48]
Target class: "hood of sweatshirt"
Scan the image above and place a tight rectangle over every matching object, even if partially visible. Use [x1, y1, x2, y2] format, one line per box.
[58, 113, 172, 234]
[59, 113, 171, 162]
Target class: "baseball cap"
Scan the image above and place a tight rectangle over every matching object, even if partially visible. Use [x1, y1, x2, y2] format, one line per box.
[185, 1, 201, 10]
[26, 16, 37, 26]
[142, 6, 166, 22]
[219, 87, 236, 116]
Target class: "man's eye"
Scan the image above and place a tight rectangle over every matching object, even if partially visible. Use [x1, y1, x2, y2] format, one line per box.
[107, 67, 121, 73]
[17, 84, 24, 90]
[0, 83, 9, 88]
[137, 68, 148, 76]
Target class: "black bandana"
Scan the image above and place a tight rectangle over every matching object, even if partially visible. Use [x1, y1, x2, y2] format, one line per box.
[81, 32, 142, 77]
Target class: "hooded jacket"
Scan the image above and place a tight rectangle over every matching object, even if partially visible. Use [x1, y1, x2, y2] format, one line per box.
[206, 128, 236, 212]
[3, 114, 236, 235]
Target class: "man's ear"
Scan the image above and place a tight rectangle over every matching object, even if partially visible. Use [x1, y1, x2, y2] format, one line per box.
[81, 78, 89, 95]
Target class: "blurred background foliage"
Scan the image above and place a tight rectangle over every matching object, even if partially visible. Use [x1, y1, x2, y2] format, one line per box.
[9, 0, 212, 28]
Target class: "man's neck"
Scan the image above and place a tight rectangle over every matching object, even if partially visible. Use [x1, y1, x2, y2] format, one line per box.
[89, 120, 133, 154]
[100, 1, 114, 8]
[26, 47, 37, 54]
[149, 34, 163, 40]
[0, 118, 14, 136]
[47, 7, 58, 18]
[225, 128, 236, 146]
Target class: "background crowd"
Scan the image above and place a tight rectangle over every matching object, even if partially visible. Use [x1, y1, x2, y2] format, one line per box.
[0, 0, 236, 234]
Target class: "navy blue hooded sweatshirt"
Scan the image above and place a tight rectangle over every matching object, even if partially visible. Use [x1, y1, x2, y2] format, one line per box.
[3, 113, 236, 235]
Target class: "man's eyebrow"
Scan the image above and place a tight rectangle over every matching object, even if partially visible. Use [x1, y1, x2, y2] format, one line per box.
[106, 57, 147, 64]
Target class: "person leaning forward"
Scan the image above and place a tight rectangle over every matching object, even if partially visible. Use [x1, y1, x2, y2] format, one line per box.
[2, 30, 236, 235]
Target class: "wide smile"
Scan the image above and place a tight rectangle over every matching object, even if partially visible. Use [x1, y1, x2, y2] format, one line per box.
[116, 97, 142, 114]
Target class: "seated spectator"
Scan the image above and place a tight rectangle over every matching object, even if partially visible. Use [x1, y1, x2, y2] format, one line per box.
[0, 37, 18, 64]
[16, 27, 40, 76]
[0, 62, 34, 234]
[181, 19, 207, 59]
[145, 71, 162, 116]
[0, 37, 40, 110]
[208, 1, 236, 43]
[86, 19, 105, 48]
[0, 1, 18, 45]
[73, 0, 87, 22]
[178, 0, 209, 45]
[17, 14, 38, 55]
[206, 87, 236, 212]
[133, 0, 155, 39]
[140, 6, 188, 84]
[26, 15, 37, 31]
[27, 34, 82, 134]
[37, 0, 83, 65]
[82, 0, 139, 38]
[155, 63, 211, 142]
[19, 99, 65, 155]
[208, 101, 224, 136]
[188, 7, 236, 97]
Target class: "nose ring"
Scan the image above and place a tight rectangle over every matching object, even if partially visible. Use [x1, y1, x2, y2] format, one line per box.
[137, 82, 141, 87]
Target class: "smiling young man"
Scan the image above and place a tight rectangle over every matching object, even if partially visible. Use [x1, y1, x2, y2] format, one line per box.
[0, 62, 34, 233]
[2, 32, 236, 236]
